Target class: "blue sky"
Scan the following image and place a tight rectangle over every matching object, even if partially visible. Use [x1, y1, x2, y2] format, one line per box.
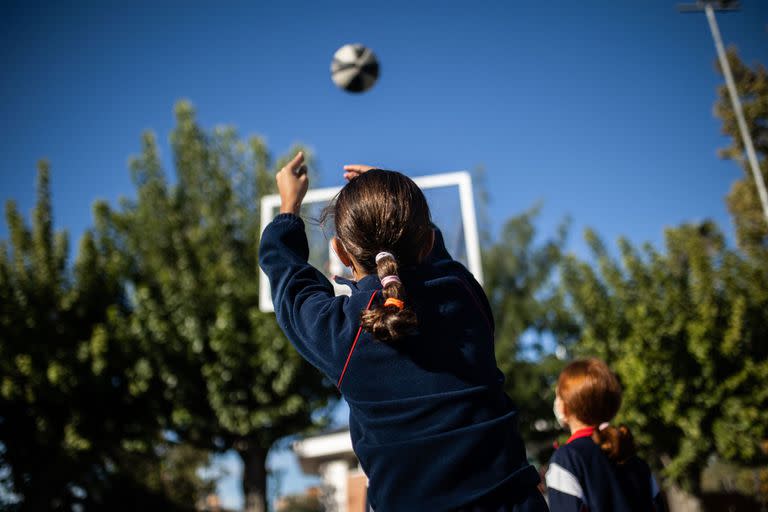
[2, 0, 767, 509]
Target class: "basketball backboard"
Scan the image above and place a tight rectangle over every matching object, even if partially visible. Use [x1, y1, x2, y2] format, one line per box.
[259, 171, 482, 312]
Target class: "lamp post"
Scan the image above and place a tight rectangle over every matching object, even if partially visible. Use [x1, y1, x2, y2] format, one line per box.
[679, 0, 768, 228]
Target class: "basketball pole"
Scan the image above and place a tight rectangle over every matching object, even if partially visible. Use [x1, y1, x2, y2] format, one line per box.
[679, 0, 768, 228]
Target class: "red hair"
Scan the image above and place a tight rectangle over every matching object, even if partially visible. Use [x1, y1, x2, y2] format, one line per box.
[557, 358, 636, 463]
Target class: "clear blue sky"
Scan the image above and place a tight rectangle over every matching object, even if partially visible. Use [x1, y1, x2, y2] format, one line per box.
[2, 0, 767, 508]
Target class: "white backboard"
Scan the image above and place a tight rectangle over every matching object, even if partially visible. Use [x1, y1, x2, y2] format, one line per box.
[259, 171, 482, 312]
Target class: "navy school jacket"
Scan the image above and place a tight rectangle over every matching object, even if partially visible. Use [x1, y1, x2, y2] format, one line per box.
[259, 213, 540, 511]
[545, 428, 666, 512]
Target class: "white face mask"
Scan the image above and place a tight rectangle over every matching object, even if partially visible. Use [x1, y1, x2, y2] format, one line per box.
[553, 396, 567, 428]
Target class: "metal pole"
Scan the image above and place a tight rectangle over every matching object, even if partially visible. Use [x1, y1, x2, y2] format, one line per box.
[704, 3, 768, 226]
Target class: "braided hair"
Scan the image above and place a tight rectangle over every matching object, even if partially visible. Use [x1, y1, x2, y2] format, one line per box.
[324, 169, 432, 342]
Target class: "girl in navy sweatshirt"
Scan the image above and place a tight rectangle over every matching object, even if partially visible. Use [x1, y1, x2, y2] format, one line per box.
[546, 358, 667, 512]
[259, 154, 547, 511]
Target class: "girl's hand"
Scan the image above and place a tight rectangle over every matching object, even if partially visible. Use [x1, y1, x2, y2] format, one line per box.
[343, 164, 377, 181]
[277, 152, 309, 214]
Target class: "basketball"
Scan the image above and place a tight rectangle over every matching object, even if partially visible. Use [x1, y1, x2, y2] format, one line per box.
[330, 43, 380, 93]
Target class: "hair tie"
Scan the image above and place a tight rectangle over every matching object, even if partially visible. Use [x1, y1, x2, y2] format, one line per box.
[375, 251, 395, 264]
[598, 422, 610, 431]
[380, 275, 401, 287]
[383, 297, 405, 310]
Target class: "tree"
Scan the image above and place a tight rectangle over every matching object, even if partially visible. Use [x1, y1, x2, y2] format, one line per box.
[714, 47, 768, 259]
[97, 101, 336, 512]
[560, 221, 768, 500]
[0, 162, 212, 510]
[481, 205, 577, 448]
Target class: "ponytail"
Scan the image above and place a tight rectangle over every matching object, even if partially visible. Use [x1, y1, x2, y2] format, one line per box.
[360, 252, 418, 342]
[592, 423, 636, 464]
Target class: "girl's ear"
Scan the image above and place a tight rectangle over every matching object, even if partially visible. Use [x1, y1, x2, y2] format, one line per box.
[331, 237, 353, 267]
[418, 230, 435, 261]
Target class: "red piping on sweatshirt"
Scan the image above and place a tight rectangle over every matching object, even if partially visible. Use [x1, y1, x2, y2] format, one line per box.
[337, 290, 378, 389]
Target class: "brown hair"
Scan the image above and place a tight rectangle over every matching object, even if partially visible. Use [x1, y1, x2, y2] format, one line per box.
[557, 358, 636, 463]
[326, 169, 432, 342]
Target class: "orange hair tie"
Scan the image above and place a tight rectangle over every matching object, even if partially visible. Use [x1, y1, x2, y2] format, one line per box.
[383, 297, 405, 310]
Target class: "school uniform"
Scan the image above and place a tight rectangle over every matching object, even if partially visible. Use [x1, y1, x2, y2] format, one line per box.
[545, 427, 666, 512]
[259, 213, 546, 511]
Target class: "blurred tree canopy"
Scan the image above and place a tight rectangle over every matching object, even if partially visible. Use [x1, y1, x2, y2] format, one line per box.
[481, 205, 577, 448]
[0, 163, 213, 510]
[715, 48, 768, 260]
[94, 101, 336, 512]
[552, 48, 768, 505]
[1, 103, 335, 511]
[560, 222, 768, 494]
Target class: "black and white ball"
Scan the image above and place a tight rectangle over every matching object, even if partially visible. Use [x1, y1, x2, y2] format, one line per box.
[330, 44, 380, 93]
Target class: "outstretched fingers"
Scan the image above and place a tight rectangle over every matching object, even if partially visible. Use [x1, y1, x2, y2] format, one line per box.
[276, 151, 310, 215]
[285, 151, 306, 176]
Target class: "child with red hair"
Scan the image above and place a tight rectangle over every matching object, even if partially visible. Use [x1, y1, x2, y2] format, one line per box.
[546, 358, 666, 511]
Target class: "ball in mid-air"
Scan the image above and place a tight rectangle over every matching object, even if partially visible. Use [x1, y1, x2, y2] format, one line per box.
[330, 44, 380, 93]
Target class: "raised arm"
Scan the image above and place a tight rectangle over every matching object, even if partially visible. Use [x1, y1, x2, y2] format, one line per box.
[258, 154, 358, 381]
[259, 213, 357, 381]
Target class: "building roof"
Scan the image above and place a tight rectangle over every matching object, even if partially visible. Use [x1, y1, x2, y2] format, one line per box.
[292, 427, 358, 475]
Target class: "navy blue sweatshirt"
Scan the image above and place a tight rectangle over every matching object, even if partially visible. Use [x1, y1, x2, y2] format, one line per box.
[259, 213, 540, 511]
[545, 429, 665, 512]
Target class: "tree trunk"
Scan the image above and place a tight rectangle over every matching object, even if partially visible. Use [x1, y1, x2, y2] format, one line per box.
[658, 455, 703, 512]
[239, 444, 268, 512]
[664, 484, 703, 512]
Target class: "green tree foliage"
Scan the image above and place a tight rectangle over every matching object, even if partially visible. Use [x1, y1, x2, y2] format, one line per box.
[97, 101, 335, 512]
[482, 205, 577, 447]
[714, 48, 768, 259]
[0, 162, 212, 510]
[560, 222, 768, 494]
